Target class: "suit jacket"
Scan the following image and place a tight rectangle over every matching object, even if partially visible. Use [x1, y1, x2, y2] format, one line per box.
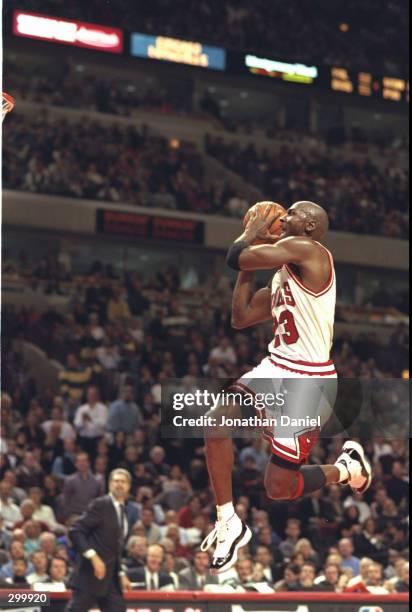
[127, 566, 173, 590]
[125, 500, 139, 530]
[178, 567, 219, 590]
[68, 494, 130, 597]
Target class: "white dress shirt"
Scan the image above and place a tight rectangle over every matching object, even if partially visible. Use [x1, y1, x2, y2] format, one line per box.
[145, 568, 159, 590]
[74, 402, 108, 437]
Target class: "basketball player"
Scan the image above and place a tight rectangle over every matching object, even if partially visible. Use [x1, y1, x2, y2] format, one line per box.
[201, 201, 372, 574]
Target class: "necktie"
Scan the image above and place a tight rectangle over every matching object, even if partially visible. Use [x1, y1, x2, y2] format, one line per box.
[149, 573, 156, 590]
[198, 574, 205, 589]
[119, 503, 126, 549]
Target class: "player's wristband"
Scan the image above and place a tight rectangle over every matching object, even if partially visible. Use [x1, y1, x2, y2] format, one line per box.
[226, 239, 249, 270]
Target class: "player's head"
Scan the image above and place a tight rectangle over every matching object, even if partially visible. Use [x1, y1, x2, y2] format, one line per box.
[280, 201, 329, 240]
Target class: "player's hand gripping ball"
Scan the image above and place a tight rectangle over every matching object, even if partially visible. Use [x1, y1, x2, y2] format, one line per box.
[243, 201, 286, 244]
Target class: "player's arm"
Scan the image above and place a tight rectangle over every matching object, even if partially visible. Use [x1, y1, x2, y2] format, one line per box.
[231, 272, 272, 329]
[227, 234, 314, 271]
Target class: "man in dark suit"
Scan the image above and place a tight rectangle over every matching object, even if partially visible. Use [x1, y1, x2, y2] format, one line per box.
[66, 468, 132, 611]
[127, 544, 173, 590]
[178, 549, 219, 590]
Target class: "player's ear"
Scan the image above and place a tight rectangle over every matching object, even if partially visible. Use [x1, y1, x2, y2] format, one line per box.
[306, 219, 316, 234]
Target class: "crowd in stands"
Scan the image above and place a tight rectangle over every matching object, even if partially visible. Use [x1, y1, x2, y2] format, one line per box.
[2, 111, 409, 239]
[1, 259, 409, 592]
[8, 0, 408, 75]
[204, 135, 409, 239]
[5, 56, 409, 154]
[3, 112, 231, 214]
[3, 58, 193, 118]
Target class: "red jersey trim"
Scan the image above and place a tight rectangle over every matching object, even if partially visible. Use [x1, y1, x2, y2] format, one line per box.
[285, 244, 334, 297]
[271, 352, 334, 367]
[262, 430, 302, 464]
[269, 358, 337, 377]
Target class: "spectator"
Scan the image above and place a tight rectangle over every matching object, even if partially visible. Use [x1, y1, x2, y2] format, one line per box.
[226, 557, 255, 589]
[0, 540, 32, 579]
[279, 519, 301, 560]
[338, 538, 360, 577]
[107, 385, 143, 435]
[58, 354, 92, 403]
[274, 564, 300, 591]
[343, 494, 372, 524]
[17, 411, 46, 449]
[395, 562, 409, 592]
[239, 439, 268, 473]
[73, 386, 108, 455]
[363, 562, 389, 594]
[293, 539, 320, 570]
[254, 544, 280, 585]
[5, 557, 30, 587]
[96, 341, 121, 371]
[16, 452, 44, 490]
[353, 518, 388, 565]
[316, 563, 341, 592]
[42, 407, 76, 442]
[13, 499, 47, 532]
[26, 550, 49, 585]
[29, 487, 58, 530]
[386, 460, 409, 507]
[35, 556, 69, 591]
[134, 508, 161, 545]
[0, 480, 22, 528]
[62, 453, 104, 520]
[163, 551, 181, 590]
[127, 544, 174, 590]
[124, 536, 148, 570]
[2, 471, 27, 505]
[51, 438, 77, 478]
[209, 337, 237, 368]
[107, 288, 131, 322]
[39, 532, 58, 560]
[23, 520, 43, 554]
[178, 548, 218, 590]
[293, 562, 317, 592]
[177, 495, 202, 529]
[145, 446, 171, 483]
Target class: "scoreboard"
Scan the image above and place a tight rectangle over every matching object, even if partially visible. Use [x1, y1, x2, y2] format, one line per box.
[241, 53, 408, 104]
[330, 67, 409, 103]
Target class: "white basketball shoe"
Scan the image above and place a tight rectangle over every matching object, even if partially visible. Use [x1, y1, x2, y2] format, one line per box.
[335, 440, 372, 493]
[200, 513, 252, 574]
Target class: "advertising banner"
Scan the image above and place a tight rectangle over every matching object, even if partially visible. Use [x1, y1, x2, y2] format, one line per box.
[13, 11, 123, 53]
[130, 32, 226, 70]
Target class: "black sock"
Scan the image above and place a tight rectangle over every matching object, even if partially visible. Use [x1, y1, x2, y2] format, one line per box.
[300, 465, 327, 495]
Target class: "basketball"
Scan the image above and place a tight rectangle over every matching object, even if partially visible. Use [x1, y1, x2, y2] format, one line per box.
[243, 201, 286, 244]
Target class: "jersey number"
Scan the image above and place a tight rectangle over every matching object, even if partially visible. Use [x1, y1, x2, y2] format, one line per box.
[272, 310, 299, 348]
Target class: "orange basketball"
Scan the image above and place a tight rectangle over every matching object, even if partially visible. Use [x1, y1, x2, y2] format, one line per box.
[243, 201, 286, 244]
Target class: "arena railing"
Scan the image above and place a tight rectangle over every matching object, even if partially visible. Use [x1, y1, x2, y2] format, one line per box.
[0, 590, 408, 612]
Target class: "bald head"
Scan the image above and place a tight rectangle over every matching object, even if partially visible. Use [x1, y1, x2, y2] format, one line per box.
[283, 201, 329, 240]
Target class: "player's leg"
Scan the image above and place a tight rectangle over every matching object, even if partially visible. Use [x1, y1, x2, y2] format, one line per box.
[204, 402, 239, 506]
[264, 441, 372, 501]
[202, 402, 252, 574]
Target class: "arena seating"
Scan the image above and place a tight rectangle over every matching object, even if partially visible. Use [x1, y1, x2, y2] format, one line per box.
[7, 0, 408, 75]
[1, 259, 409, 592]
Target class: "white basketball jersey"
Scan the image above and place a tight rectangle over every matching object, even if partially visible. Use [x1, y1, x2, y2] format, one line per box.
[267, 242, 336, 375]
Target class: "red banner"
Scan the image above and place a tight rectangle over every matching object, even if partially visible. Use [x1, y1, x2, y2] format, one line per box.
[13, 11, 123, 53]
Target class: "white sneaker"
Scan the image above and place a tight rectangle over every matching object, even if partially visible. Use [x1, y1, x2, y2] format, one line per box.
[200, 514, 252, 574]
[335, 440, 372, 494]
